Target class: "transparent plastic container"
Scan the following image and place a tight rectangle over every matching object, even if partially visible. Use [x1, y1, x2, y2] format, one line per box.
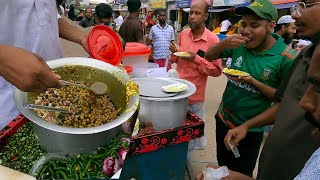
[132, 63, 159, 78]
[122, 43, 151, 69]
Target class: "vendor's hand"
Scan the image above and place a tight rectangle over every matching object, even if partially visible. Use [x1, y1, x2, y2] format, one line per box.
[180, 51, 196, 61]
[224, 124, 248, 151]
[225, 74, 254, 84]
[80, 35, 90, 54]
[0, 45, 61, 92]
[221, 34, 250, 49]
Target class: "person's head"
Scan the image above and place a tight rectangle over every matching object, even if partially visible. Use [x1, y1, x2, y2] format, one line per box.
[127, 0, 141, 13]
[95, 3, 113, 23]
[145, 23, 153, 34]
[114, 10, 120, 18]
[157, 9, 167, 24]
[291, 0, 320, 44]
[299, 45, 320, 138]
[235, 0, 278, 50]
[69, 5, 75, 11]
[85, 7, 93, 19]
[188, 0, 209, 31]
[275, 15, 297, 45]
[56, 0, 63, 5]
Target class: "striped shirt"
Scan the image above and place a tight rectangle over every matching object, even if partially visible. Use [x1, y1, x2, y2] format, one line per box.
[149, 23, 175, 60]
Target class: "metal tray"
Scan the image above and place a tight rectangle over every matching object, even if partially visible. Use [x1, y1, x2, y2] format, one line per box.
[133, 78, 179, 98]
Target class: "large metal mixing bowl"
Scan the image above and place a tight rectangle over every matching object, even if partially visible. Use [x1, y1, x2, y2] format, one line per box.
[13, 57, 139, 154]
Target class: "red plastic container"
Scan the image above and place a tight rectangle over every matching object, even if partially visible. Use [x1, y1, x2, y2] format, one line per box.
[87, 25, 123, 66]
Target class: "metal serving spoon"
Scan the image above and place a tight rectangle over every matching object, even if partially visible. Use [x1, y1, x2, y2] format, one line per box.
[24, 104, 71, 113]
[58, 80, 109, 95]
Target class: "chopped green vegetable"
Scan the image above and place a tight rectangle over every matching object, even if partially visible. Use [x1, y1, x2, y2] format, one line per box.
[0, 122, 45, 174]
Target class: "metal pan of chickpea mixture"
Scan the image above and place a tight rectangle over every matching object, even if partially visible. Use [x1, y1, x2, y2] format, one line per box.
[13, 57, 140, 153]
[4, 57, 140, 179]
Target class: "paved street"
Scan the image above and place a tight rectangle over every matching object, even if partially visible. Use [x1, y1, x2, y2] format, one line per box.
[60, 19, 262, 179]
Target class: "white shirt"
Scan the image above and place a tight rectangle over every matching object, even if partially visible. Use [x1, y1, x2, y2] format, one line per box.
[0, 0, 63, 130]
[220, 20, 231, 32]
[114, 16, 124, 28]
[294, 147, 320, 180]
[59, 5, 65, 16]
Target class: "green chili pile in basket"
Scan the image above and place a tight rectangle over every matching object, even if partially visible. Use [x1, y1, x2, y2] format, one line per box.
[35, 133, 129, 179]
[0, 122, 46, 174]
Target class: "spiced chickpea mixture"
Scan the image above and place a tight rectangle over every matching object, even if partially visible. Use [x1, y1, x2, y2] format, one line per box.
[35, 81, 120, 128]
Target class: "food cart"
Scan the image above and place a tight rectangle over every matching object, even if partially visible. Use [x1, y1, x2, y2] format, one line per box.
[0, 26, 205, 179]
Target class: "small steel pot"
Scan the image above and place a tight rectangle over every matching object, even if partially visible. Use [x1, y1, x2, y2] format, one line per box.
[13, 57, 139, 153]
[133, 78, 196, 131]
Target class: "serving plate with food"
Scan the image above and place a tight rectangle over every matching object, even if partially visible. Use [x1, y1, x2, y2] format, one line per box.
[162, 83, 188, 93]
[223, 68, 250, 77]
[173, 52, 191, 57]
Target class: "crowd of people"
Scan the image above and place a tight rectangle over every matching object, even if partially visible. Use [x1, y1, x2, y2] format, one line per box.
[1, 0, 320, 179]
[200, 0, 320, 179]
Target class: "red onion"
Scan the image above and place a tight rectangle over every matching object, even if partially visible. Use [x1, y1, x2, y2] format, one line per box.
[120, 137, 130, 147]
[103, 157, 115, 176]
[113, 158, 122, 174]
[118, 148, 129, 164]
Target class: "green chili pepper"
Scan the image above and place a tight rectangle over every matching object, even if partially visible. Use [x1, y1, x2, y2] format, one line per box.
[79, 160, 87, 179]
[55, 166, 68, 172]
[75, 171, 79, 179]
[37, 163, 48, 179]
[79, 161, 85, 170]
[84, 159, 91, 171]
[56, 170, 68, 179]
[85, 171, 91, 179]
[48, 166, 55, 178]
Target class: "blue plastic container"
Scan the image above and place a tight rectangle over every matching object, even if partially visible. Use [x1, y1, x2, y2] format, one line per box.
[119, 142, 188, 180]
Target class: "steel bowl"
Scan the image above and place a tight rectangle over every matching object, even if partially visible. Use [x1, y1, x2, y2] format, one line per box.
[132, 78, 196, 131]
[13, 57, 139, 153]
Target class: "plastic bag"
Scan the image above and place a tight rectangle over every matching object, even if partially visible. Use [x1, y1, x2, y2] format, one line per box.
[28, 153, 68, 176]
[203, 166, 229, 180]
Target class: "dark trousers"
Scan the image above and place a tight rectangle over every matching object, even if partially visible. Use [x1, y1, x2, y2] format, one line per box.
[215, 114, 263, 177]
[220, 31, 227, 35]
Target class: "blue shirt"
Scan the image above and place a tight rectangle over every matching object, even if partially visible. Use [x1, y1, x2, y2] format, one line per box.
[294, 147, 320, 180]
[149, 23, 175, 60]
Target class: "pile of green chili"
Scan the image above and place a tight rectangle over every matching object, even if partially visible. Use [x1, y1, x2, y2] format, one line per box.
[0, 122, 46, 174]
[35, 134, 129, 179]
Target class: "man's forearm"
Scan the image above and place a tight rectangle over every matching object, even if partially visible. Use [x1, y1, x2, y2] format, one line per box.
[250, 78, 277, 99]
[58, 18, 87, 45]
[243, 103, 280, 129]
[205, 42, 226, 61]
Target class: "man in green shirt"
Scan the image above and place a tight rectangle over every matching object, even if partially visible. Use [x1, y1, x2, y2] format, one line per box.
[205, 0, 296, 176]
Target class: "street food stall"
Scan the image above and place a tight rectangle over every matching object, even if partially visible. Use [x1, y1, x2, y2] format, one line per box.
[0, 25, 205, 179]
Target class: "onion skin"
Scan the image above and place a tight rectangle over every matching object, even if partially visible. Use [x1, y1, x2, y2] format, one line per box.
[113, 158, 122, 174]
[118, 148, 128, 164]
[103, 157, 115, 176]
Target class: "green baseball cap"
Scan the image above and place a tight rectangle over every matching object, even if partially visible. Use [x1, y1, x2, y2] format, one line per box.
[235, 0, 278, 22]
